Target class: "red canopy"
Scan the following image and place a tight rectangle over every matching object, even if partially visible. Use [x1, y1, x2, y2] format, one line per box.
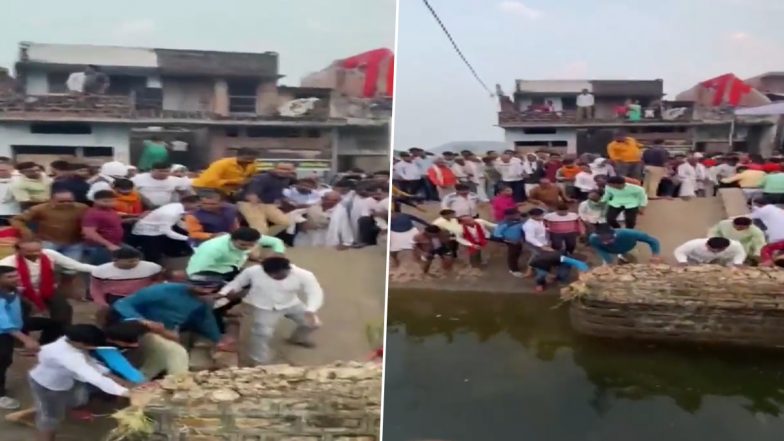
[699, 73, 753, 107]
[340, 48, 394, 98]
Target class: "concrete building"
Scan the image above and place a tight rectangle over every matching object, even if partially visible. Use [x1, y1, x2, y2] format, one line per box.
[0, 42, 391, 176]
[746, 72, 784, 97]
[497, 78, 777, 157]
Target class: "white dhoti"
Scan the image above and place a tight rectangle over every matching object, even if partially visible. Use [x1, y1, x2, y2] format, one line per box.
[475, 177, 489, 202]
[389, 227, 419, 252]
[293, 204, 354, 247]
[677, 162, 706, 198]
[678, 178, 698, 197]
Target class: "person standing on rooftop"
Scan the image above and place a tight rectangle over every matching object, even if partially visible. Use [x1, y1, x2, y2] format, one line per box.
[576, 88, 595, 120]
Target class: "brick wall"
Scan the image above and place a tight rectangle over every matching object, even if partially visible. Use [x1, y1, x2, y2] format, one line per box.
[0, 93, 132, 117]
[143, 362, 381, 441]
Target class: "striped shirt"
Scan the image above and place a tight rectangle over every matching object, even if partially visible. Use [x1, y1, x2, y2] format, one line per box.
[544, 212, 581, 234]
[89, 261, 162, 306]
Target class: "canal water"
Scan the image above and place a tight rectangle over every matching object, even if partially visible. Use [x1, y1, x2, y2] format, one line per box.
[383, 290, 784, 441]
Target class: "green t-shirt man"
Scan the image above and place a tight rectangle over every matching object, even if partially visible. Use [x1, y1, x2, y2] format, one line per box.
[138, 139, 169, 171]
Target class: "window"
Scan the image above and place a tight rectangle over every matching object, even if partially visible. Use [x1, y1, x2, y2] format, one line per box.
[83, 147, 114, 157]
[30, 123, 92, 135]
[47, 73, 70, 93]
[106, 75, 147, 95]
[550, 141, 568, 147]
[522, 128, 557, 135]
[246, 127, 301, 138]
[561, 97, 577, 110]
[225, 127, 240, 137]
[13, 146, 78, 155]
[228, 79, 258, 113]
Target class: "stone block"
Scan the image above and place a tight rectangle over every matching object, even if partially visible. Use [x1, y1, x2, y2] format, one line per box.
[234, 416, 300, 431]
[305, 414, 362, 429]
[144, 362, 380, 440]
[266, 437, 320, 441]
[174, 416, 222, 429]
[187, 436, 230, 441]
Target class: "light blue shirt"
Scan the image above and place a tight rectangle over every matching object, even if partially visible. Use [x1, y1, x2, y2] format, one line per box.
[0, 292, 22, 334]
[415, 157, 434, 175]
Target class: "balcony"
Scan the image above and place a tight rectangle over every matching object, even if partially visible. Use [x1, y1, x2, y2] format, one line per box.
[498, 107, 700, 127]
[0, 91, 332, 122]
[0, 93, 134, 118]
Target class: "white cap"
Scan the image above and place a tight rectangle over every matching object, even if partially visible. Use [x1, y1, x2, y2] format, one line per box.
[99, 161, 128, 178]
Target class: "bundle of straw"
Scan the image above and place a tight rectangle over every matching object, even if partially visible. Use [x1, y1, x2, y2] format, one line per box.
[103, 387, 157, 441]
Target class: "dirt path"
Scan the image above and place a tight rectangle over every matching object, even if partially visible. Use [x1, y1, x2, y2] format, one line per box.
[635, 197, 726, 263]
[266, 246, 387, 365]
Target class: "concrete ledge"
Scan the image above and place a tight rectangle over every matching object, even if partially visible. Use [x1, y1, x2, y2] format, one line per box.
[718, 188, 750, 218]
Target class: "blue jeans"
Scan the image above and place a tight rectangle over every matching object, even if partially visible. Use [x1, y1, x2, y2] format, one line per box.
[42, 242, 84, 275]
[535, 265, 572, 287]
[83, 245, 115, 266]
[41, 242, 84, 261]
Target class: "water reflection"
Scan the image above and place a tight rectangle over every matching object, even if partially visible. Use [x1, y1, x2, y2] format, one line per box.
[384, 290, 784, 441]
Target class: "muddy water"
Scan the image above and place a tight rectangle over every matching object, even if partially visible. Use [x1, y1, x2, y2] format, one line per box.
[383, 291, 784, 441]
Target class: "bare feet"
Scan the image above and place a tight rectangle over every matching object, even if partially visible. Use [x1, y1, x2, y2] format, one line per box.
[5, 408, 35, 427]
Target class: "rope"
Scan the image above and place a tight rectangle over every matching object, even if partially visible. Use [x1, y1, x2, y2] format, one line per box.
[421, 0, 494, 97]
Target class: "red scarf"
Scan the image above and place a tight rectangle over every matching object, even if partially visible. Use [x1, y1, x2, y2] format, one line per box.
[462, 223, 487, 254]
[16, 253, 55, 311]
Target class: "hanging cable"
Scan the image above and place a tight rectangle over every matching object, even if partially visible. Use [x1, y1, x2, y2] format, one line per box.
[421, 0, 494, 97]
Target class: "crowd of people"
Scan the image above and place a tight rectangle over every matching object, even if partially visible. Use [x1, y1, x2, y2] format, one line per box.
[391, 130, 784, 290]
[0, 145, 389, 440]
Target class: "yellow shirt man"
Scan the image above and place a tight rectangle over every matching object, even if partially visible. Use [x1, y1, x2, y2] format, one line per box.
[721, 169, 766, 188]
[192, 151, 258, 195]
[607, 137, 643, 163]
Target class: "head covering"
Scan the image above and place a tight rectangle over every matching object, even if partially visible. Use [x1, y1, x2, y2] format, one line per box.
[590, 158, 609, 174]
[100, 161, 129, 178]
[171, 164, 188, 173]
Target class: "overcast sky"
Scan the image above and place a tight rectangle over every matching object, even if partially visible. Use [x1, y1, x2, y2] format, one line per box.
[0, 0, 396, 84]
[393, 0, 784, 150]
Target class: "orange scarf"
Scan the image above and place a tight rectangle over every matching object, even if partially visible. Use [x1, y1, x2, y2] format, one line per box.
[559, 165, 582, 180]
[115, 191, 143, 215]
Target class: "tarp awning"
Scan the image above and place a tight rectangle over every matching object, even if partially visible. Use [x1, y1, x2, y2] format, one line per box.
[735, 102, 784, 116]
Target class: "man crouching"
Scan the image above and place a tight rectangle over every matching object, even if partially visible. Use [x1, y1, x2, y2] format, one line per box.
[108, 272, 235, 379]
